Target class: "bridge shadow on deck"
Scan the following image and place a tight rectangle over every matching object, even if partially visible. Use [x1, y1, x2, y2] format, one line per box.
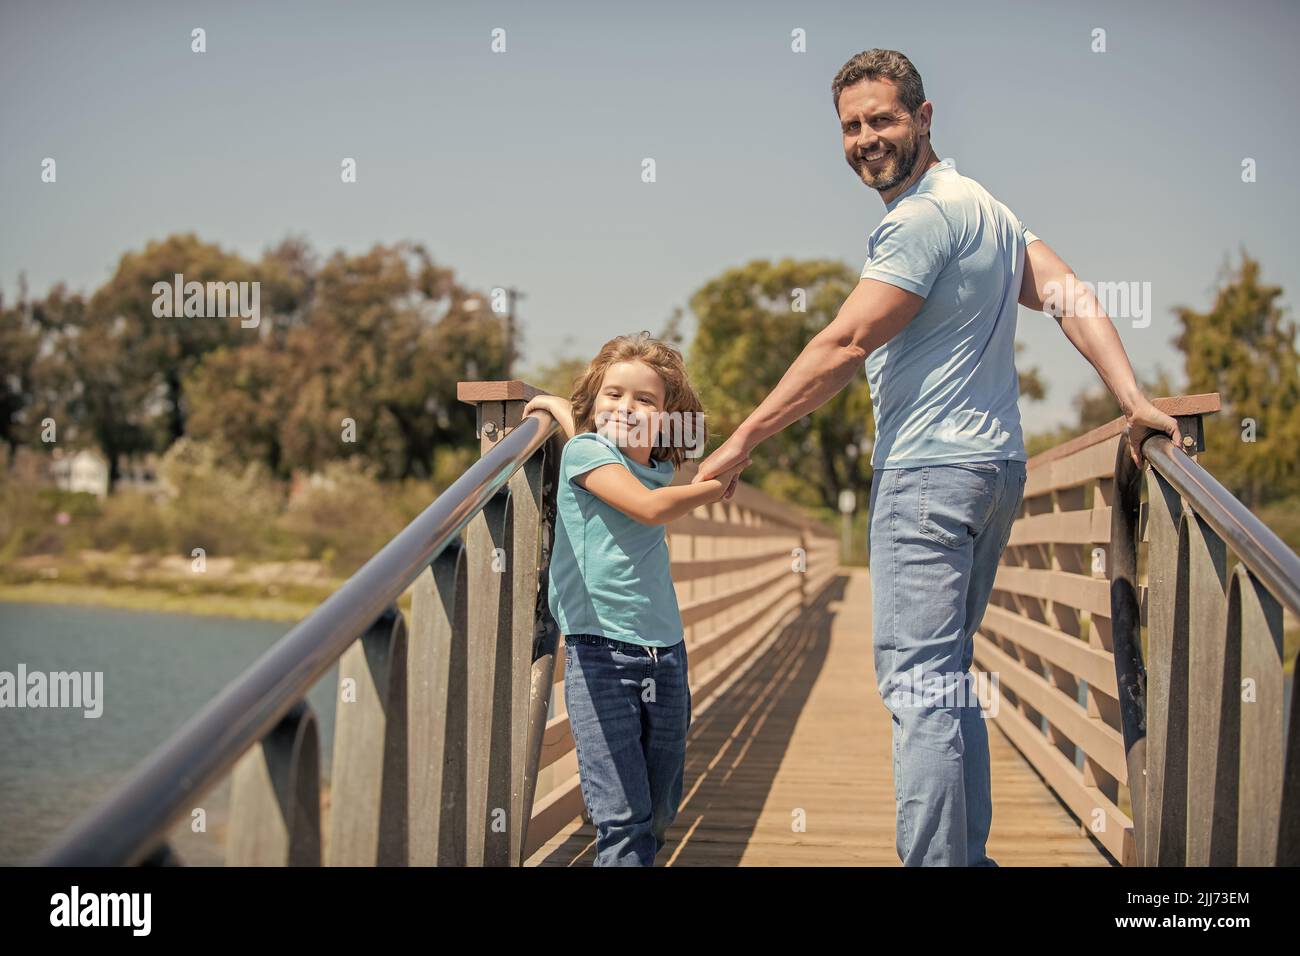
[536, 574, 849, 867]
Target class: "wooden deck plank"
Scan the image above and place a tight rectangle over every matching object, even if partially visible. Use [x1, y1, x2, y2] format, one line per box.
[528, 569, 1111, 867]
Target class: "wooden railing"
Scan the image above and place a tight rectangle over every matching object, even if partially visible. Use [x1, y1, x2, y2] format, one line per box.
[972, 392, 1300, 866]
[35, 379, 839, 866]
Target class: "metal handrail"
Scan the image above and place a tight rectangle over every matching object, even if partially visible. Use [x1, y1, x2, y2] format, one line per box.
[36, 411, 559, 866]
[1111, 429, 1300, 865]
[1142, 436, 1300, 617]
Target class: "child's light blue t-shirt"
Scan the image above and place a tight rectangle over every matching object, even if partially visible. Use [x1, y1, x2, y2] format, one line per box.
[547, 431, 683, 648]
[860, 158, 1038, 470]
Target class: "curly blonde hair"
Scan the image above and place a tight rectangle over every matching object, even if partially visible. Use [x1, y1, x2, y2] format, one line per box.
[568, 332, 706, 469]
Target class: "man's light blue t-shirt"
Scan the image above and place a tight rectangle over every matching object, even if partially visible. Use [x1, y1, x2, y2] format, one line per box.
[860, 158, 1039, 470]
[547, 431, 683, 648]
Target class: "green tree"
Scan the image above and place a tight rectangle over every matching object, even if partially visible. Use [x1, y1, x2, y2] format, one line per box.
[687, 259, 874, 510]
[90, 233, 255, 447]
[184, 343, 296, 476]
[256, 235, 318, 339]
[185, 241, 510, 479]
[1017, 341, 1047, 402]
[24, 284, 154, 488]
[0, 280, 43, 458]
[1174, 251, 1300, 506]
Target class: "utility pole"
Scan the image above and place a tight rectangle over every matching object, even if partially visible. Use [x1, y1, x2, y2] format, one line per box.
[464, 285, 527, 377]
[838, 489, 856, 564]
[501, 285, 526, 378]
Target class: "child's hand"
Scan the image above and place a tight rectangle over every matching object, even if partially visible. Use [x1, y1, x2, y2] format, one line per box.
[710, 458, 750, 500]
[693, 432, 754, 500]
[524, 395, 576, 438]
[523, 394, 567, 416]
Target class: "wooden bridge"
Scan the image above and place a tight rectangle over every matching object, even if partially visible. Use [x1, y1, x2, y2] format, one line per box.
[35, 383, 1299, 867]
[531, 568, 1109, 866]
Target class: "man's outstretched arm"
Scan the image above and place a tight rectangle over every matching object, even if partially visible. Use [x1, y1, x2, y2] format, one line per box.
[693, 278, 925, 483]
[1020, 238, 1182, 464]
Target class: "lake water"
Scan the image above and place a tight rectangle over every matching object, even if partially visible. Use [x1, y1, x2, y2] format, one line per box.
[0, 602, 339, 866]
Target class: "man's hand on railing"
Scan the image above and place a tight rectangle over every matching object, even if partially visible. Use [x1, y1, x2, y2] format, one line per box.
[1123, 397, 1183, 469]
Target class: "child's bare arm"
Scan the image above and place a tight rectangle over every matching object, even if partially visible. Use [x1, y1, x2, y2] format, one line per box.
[578, 459, 747, 526]
[523, 394, 577, 439]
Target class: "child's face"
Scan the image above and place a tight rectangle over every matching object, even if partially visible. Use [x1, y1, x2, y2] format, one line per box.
[593, 361, 666, 449]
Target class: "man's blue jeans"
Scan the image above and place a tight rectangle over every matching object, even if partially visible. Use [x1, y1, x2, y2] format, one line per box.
[868, 459, 1027, 866]
[563, 634, 691, 866]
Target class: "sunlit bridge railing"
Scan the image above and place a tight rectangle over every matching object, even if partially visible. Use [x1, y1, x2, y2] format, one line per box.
[972, 391, 1299, 866]
[33, 379, 839, 866]
[1113, 403, 1300, 866]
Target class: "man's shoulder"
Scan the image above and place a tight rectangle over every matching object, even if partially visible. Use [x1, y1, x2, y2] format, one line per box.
[927, 164, 1017, 219]
[911, 166, 1028, 242]
[875, 191, 951, 240]
[909, 165, 975, 214]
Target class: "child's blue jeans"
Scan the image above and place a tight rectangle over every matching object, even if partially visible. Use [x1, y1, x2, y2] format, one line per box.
[868, 458, 1026, 866]
[563, 633, 691, 866]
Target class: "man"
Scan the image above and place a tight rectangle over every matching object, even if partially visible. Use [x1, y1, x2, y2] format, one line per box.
[693, 48, 1180, 866]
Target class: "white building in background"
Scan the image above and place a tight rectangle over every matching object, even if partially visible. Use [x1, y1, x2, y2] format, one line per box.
[49, 449, 109, 497]
[47, 450, 159, 497]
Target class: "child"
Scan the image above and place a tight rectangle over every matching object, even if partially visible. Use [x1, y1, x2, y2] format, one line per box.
[523, 332, 747, 866]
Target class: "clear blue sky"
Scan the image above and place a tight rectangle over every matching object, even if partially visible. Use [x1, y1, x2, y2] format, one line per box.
[3, 0, 1297, 434]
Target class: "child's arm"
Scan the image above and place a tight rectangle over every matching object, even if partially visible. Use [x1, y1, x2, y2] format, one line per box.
[523, 394, 577, 439]
[577, 459, 748, 526]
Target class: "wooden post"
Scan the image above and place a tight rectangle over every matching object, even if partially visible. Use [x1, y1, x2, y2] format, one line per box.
[1145, 468, 1185, 865]
[228, 700, 322, 866]
[328, 607, 408, 865]
[520, 435, 564, 863]
[408, 542, 468, 864]
[457, 380, 556, 866]
[1229, 565, 1284, 864]
[1183, 515, 1228, 865]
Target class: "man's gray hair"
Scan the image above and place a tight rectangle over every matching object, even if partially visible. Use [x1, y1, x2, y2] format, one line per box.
[832, 49, 927, 117]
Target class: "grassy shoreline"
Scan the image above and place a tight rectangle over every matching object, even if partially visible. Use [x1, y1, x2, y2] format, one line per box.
[0, 581, 416, 623]
[0, 551, 415, 623]
[0, 581, 325, 623]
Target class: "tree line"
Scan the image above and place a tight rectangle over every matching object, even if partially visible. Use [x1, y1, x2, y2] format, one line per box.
[3, 237, 1296, 515]
[2, 234, 511, 489]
